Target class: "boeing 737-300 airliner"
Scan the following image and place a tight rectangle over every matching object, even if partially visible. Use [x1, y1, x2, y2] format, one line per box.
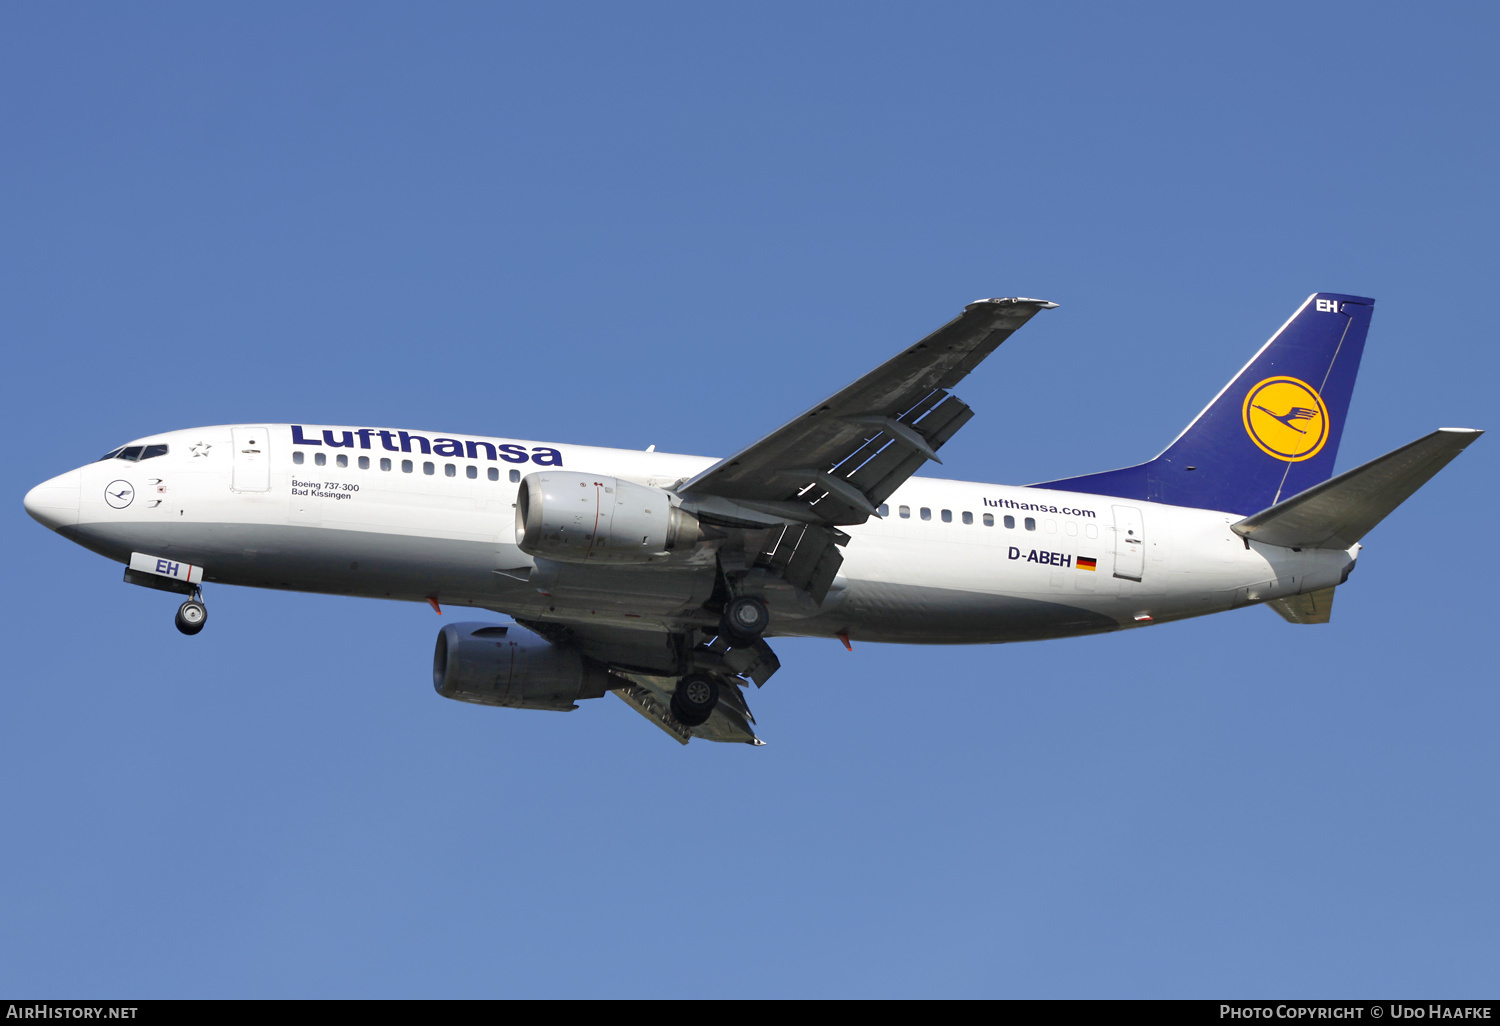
[22, 294, 1482, 744]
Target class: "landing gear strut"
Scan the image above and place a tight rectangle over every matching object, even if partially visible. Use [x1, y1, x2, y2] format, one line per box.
[671, 672, 721, 726]
[175, 588, 207, 636]
[720, 595, 769, 643]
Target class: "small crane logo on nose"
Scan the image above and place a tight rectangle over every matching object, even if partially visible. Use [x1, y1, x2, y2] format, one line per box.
[105, 481, 135, 509]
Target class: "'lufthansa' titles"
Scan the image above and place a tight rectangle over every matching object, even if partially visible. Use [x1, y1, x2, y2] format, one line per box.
[290, 426, 563, 466]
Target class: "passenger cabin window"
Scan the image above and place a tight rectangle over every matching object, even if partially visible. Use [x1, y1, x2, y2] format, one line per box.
[336, 454, 348, 468]
[423, 462, 435, 475]
[401, 460, 413, 473]
[488, 468, 499, 481]
[1044, 519, 1057, 534]
[941, 509, 952, 523]
[359, 456, 370, 470]
[1086, 524, 1099, 539]
[1065, 522, 1077, 536]
[1005, 515, 1016, 529]
[983, 513, 994, 527]
[293, 452, 304, 465]
[899, 505, 911, 519]
[962, 511, 973, 525]
[381, 458, 392, 471]
[466, 466, 477, 479]
[877, 504, 889, 517]
[444, 463, 456, 477]
[920, 508, 932, 521]
[1024, 517, 1036, 531]
[509, 469, 521, 483]
[314, 452, 326, 466]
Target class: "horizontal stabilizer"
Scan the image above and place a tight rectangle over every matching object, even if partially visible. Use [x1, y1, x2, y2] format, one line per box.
[1232, 428, 1483, 549]
[1267, 586, 1336, 624]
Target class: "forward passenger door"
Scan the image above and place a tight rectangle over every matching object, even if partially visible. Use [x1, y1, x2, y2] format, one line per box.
[232, 426, 271, 492]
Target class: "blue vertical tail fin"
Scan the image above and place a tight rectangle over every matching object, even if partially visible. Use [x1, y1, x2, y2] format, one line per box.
[1035, 293, 1375, 514]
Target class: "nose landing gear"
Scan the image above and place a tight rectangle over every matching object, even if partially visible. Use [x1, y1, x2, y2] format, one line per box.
[175, 588, 207, 636]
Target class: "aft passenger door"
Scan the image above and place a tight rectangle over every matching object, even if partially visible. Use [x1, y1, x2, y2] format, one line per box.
[232, 426, 271, 492]
[1112, 504, 1144, 581]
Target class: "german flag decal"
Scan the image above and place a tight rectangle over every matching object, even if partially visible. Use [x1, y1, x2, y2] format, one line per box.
[1077, 556, 1097, 572]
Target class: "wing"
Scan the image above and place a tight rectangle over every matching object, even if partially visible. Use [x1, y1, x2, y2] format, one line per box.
[678, 297, 1056, 600]
[511, 617, 766, 745]
[612, 672, 763, 746]
[682, 297, 1057, 521]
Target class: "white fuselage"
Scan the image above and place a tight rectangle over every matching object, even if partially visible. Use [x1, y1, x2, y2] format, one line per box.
[28, 424, 1358, 645]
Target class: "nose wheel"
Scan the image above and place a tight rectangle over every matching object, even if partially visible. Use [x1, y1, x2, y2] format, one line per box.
[175, 589, 207, 636]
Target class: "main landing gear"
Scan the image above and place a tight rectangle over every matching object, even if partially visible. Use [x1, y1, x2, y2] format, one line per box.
[666, 593, 773, 729]
[670, 672, 721, 727]
[720, 595, 769, 643]
[175, 588, 207, 636]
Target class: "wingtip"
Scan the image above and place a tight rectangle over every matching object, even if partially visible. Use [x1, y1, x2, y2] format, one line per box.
[965, 297, 1059, 311]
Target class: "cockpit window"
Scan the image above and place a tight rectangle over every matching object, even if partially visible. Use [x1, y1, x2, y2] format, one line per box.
[97, 444, 169, 462]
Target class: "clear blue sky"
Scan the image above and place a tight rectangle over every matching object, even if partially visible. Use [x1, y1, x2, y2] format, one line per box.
[3, 2, 1496, 998]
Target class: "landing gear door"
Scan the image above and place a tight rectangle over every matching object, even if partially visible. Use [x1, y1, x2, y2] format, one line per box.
[232, 427, 271, 492]
[1112, 504, 1144, 581]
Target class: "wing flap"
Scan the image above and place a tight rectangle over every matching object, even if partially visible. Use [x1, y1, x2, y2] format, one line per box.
[757, 523, 848, 603]
[612, 683, 693, 745]
[837, 395, 976, 513]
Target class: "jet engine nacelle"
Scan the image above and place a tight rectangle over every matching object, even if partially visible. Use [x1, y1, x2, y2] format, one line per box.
[515, 471, 701, 564]
[433, 621, 613, 711]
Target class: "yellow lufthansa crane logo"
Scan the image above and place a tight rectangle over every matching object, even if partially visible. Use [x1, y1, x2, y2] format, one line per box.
[1241, 376, 1330, 462]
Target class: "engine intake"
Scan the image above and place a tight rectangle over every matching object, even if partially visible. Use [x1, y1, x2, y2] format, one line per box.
[433, 621, 612, 711]
[515, 472, 700, 564]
